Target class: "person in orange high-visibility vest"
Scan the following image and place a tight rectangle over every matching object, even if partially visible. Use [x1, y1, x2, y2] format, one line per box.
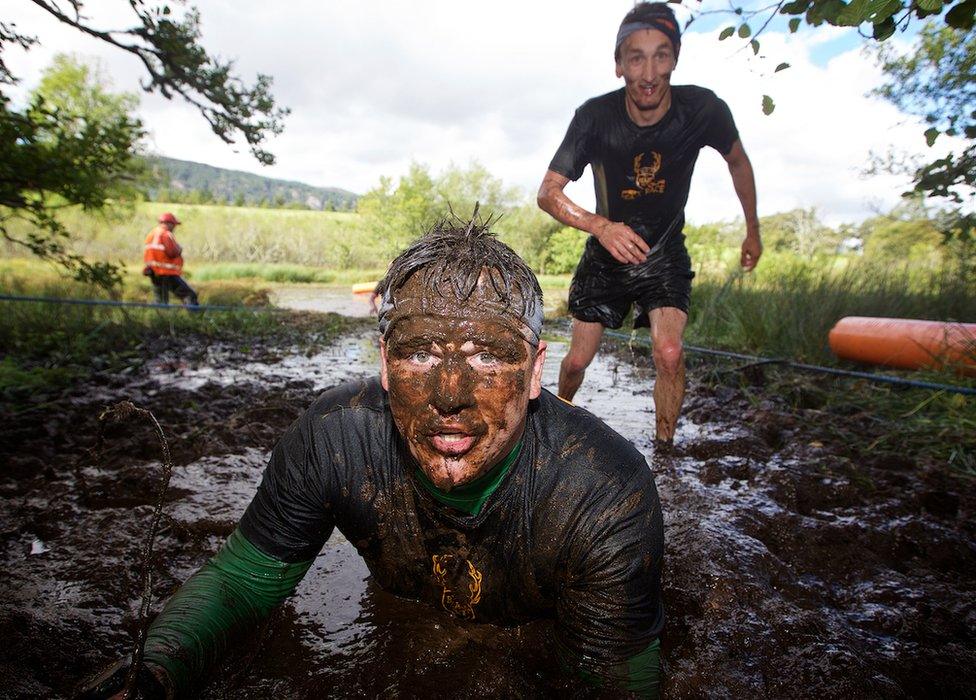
[143, 212, 199, 306]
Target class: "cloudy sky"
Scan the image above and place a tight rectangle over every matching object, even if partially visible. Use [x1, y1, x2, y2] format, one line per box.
[5, 0, 951, 225]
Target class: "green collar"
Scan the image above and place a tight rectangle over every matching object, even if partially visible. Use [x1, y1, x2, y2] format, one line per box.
[415, 441, 522, 516]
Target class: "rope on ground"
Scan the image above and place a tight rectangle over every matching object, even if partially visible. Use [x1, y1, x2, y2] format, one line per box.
[0, 293, 285, 313]
[590, 327, 976, 397]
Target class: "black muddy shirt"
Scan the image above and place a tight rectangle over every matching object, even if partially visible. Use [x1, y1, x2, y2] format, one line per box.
[239, 376, 664, 668]
[549, 85, 738, 245]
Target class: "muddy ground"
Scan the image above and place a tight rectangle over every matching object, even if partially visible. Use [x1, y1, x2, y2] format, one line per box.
[1, 321, 974, 698]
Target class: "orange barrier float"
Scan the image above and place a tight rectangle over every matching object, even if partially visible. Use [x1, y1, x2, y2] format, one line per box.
[352, 281, 379, 295]
[828, 316, 976, 376]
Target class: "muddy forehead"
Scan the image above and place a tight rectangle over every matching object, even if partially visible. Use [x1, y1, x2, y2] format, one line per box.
[385, 273, 532, 346]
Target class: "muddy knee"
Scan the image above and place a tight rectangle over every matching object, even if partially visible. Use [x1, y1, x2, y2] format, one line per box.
[652, 341, 683, 375]
[561, 351, 593, 377]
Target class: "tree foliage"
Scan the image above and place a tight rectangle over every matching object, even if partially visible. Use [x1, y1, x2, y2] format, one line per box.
[872, 23, 975, 219]
[0, 1, 287, 287]
[0, 54, 144, 286]
[704, 0, 974, 49]
[702, 0, 974, 115]
[5, 1, 288, 164]
[357, 161, 562, 269]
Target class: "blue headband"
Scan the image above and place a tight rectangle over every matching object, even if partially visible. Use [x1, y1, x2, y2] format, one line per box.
[616, 15, 681, 58]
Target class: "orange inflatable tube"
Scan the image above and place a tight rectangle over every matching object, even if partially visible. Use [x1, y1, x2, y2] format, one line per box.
[351, 281, 379, 295]
[828, 316, 976, 376]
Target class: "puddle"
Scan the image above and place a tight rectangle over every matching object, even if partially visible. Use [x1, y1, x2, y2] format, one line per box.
[1, 325, 972, 697]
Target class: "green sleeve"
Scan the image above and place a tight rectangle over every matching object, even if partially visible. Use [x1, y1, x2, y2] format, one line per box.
[624, 638, 661, 698]
[142, 528, 314, 697]
[574, 639, 661, 699]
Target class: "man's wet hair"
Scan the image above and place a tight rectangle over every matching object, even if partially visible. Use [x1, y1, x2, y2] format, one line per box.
[615, 2, 681, 62]
[376, 214, 544, 340]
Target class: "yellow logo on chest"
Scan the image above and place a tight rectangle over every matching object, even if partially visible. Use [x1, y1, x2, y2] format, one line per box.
[622, 151, 666, 199]
[431, 553, 483, 620]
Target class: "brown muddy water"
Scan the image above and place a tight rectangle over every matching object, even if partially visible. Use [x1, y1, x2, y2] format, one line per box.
[1, 322, 974, 698]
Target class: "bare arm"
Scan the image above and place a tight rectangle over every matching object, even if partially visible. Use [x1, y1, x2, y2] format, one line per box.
[537, 170, 649, 265]
[723, 140, 762, 270]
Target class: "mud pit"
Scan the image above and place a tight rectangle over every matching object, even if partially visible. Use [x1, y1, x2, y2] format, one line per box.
[1, 326, 974, 698]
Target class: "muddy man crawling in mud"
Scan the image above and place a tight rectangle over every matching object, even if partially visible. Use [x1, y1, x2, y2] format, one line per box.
[81, 222, 664, 698]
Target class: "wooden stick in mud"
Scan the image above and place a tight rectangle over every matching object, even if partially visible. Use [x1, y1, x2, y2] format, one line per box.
[96, 401, 174, 699]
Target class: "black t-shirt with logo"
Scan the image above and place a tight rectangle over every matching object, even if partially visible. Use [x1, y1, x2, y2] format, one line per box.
[549, 85, 738, 243]
[240, 377, 664, 674]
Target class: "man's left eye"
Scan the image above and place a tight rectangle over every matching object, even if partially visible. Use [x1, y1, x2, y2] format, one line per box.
[474, 351, 500, 366]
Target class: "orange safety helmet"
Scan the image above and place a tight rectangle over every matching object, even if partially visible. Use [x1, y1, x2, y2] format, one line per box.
[158, 212, 181, 225]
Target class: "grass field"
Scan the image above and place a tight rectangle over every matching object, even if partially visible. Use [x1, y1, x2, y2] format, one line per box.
[2, 202, 973, 369]
[2, 206, 973, 473]
[0, 202, 374, 269]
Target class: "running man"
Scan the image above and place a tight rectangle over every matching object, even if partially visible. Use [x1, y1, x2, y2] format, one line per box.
[538, 2, 761, 445]
[81, 221, 665, 698]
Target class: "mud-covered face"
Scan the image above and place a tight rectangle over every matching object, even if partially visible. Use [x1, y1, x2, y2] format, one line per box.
[616, 28, 676, 116]
[380, 284, 546, 491]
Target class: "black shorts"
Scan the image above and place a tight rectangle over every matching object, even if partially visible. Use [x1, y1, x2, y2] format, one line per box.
[568, 234, 694, 330]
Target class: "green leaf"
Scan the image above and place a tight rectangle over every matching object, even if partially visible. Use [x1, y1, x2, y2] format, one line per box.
[869, 0, 904, 21]
[872, 15, 897, 38]
[837, 0, 871, 26]
[810, 0, 849, 25]
[719, 26, 736, 40]
[924, 127, 939, 146]
[738, 23, 752, 37]
[945, 0, 976, 28]
[762, 94, 775, 115]
[780, 0, 811, 13]
[775, 62, 791, 72]
[914, 0, 943, 11]
[751, 39, 760, 54]
[789, 17, 802, 31]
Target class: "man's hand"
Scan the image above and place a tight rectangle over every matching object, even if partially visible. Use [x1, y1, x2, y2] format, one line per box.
[75, 658, 171, 700]
[595, 221, 651, 265]
[537, 170, 648, 265]
[740, 232, 762, 271]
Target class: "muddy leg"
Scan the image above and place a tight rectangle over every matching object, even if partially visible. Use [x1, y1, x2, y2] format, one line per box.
[649, 307, 687, 442]
[558, 319, 604, 402]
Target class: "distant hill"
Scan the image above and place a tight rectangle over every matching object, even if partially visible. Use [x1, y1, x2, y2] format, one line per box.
[145, 156, 359, 211]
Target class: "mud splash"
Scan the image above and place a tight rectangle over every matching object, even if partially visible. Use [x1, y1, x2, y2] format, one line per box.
[1, 328, 973, 697]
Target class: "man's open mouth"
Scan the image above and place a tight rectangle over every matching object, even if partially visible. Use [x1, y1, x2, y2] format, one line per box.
[430, 432, 477, 456]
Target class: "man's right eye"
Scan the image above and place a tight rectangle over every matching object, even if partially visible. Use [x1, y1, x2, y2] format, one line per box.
[409, 351, 433, 364]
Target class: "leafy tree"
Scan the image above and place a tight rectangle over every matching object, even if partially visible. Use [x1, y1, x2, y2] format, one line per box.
[702, 0, 974, 115]
[1, 1, 287, 287]
[497, 205, 563, 270]
[871, 23, 974, 237]
[358, 161, 560, 268]
[755, 208, 837, 255]
[855, 198, 945, 260]
[1, 53, 144, 286]
[538, 226, 588, 274]
[3, 1, 287, 164]
[357, 163, 438, 259]
[860, 213, 944, 260]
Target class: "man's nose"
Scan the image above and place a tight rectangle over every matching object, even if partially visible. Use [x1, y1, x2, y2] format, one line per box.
[643, 59, 659, 82]
[429, 357, 476, 415]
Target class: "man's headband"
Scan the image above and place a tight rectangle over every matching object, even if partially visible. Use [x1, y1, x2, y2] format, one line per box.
[377, 282, 544, 346]
[615, 6, 681, 59]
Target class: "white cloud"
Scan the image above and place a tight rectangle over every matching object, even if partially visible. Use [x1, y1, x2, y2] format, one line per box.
[4, 0, 954, 224]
